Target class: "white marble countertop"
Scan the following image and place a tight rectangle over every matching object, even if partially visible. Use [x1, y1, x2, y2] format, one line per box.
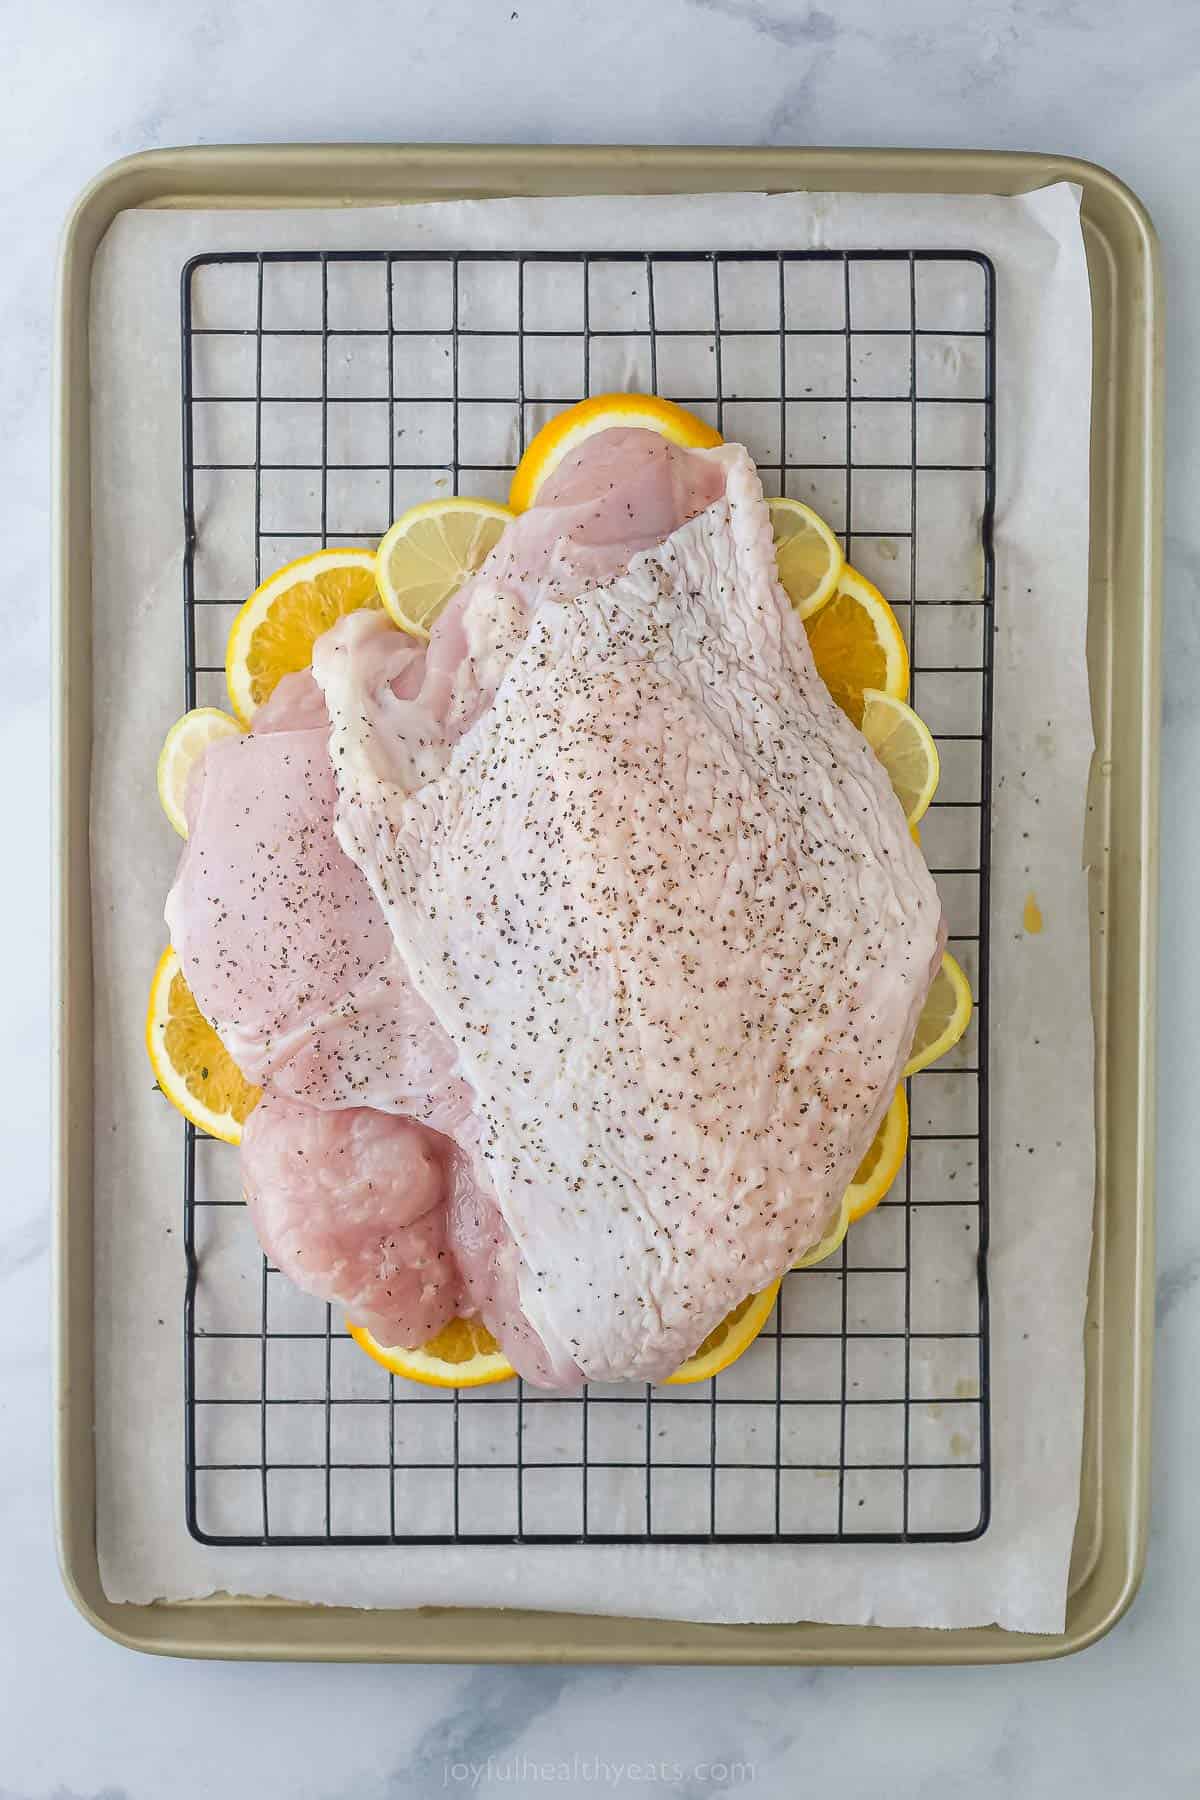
[7, 1, 1199, 1794]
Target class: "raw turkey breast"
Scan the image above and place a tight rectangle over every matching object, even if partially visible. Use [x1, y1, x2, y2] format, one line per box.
[308, 431, 944, 1384]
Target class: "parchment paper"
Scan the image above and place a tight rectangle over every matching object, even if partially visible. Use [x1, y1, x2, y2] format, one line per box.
[90, 185, 1094, 1632]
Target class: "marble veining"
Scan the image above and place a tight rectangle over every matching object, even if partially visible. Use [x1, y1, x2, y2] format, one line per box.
[8, 0, 1200, 1795]
[685, 0, 839, 49]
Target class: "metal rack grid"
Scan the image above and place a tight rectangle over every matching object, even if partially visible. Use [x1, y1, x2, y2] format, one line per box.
[179, 246, 994, 1546]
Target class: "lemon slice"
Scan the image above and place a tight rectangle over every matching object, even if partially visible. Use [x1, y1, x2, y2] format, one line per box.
[767, 496, 845, 619]
[225, 548, 382, 722]
[860, 688, 941, 826]
[845, 1087, 909, 1223]
[376, 498, 514, 641]
[664, 1281, 781, 1386]
[348, 1316, 515, 1389]
[509, 393, 722, 513]
[145, 947, 260, 1144]
[803, 566, 910, 726]
[791, 1195, 852, 1270]
[156, 708, 242, 838]
[905, 952, 974, 1076]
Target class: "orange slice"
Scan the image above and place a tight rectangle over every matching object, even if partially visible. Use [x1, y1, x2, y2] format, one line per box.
[845, 1087, 909, 1223]
[145, 947, 260, 1144]
[803, 565, 909, 726]
[663, 1281, 782, 1386]
[791, 1087, 910, 1268]
[508, 392, 722, 512]
[348, 1281, 782, 1391]
[225, 548, 382, 722]
[348, 1316, 515, 1389]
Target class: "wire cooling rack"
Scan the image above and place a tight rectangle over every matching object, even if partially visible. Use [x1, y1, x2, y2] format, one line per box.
[179, 247, 993, 1546]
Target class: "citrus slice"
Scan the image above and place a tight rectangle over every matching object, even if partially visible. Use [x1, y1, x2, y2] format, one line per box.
[905, 952, 974, 1077]
[845, 1087, 909, 1224]
[803, 566, 909, 726]
[792, 1089, 911, 1268]
[348, 1316, 515, 1389]
[225, 548, 382, 722]
[664, 1281, 781, 1386]
[348, 1283, 782, 1390]
[376, 498, 514, 641]
[509, 393, 722, 512]
[791, 1193, 852, 1270]
[156, 708, 242, 837]
[860, 688, 940, 826]
[767, 496, 844, 619]
[145, 947, 260, 1144]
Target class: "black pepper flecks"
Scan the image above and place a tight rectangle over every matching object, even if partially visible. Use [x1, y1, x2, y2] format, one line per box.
[311, 446, 944, 1378]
